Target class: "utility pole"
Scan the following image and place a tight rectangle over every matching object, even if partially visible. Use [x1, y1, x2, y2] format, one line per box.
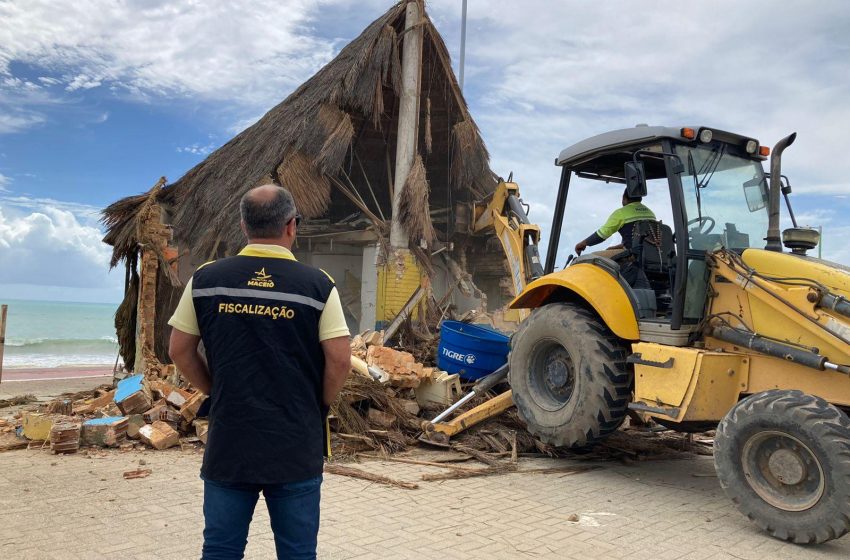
[390, 0, 424, 249]
[459, 0, 468, 91]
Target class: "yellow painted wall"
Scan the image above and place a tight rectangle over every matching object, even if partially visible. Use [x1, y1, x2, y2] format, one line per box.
[376, 251, 422, 323]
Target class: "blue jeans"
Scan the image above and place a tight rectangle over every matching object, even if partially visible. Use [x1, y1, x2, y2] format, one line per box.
[202, 475, 322, 560]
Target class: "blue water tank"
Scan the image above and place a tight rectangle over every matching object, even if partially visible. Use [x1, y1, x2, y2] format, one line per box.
[437, 321, 510, 380]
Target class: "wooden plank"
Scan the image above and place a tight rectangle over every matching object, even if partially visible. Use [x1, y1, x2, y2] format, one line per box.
[0, 304, 7, 384]
[382, 284, 426, 343]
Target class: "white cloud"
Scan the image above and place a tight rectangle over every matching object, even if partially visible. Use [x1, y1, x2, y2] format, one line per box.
[0, 0, 345, 114]
[66, 73, 102, 91]
[0, 195, 102, 223]
[423, 0, 850, 265]
[177, 143, 216, 156]
[0, 173, 10, 192]
[0, 204, 116, 290]
[0, 110, 46, 134]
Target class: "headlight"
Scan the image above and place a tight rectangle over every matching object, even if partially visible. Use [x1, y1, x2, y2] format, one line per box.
[745, 140, 758, 154]
[699, 129, 713, 143]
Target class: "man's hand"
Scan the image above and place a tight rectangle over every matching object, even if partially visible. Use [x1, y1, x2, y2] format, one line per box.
[168, 328, 212, 394]
[574, 240, 587, 255]
[321, 336, 351, 408]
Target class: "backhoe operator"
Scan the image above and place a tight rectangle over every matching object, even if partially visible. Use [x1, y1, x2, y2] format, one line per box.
[574, 188, 656, 287]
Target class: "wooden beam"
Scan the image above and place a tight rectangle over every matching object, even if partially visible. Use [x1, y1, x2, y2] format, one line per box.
[390, 0, 424, 249]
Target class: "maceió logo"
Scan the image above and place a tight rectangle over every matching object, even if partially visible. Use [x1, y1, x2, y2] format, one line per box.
[247, 267, 275, 288]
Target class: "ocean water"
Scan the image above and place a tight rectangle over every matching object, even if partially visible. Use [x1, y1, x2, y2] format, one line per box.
[0, 299, 120, 369]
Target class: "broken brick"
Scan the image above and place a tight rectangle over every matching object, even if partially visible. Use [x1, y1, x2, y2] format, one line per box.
[114, 375, 153, 415]
[143, 400, 167, 424]
[49, 423, 81, 454]
[194, 419, 209, 444]
[82, 416, 128, 447]
[126, 415, 146, 439]
[138, 421, 179, 450]
[179, 392, 208, 422]
[72, 389, 116, 415]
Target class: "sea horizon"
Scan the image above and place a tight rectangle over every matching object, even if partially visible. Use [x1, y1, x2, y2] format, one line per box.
[0, 298, 123, 370]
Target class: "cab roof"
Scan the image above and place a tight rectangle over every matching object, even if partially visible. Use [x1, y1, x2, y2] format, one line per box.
[557, 125, 763, 169]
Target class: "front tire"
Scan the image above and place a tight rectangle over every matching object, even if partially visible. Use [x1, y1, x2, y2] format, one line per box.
[715, 390, 850, 544]
[508, 303, 631, 448]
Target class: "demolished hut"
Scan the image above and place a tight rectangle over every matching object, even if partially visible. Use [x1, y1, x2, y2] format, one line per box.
[102, 0, 522, 376]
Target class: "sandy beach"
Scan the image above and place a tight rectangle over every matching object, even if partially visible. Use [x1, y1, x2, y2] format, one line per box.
[1, 365, 113, 382]
[0, 365, 112, 401]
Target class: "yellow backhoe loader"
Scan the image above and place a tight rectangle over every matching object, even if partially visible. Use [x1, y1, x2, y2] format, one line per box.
[507, 125, 850, 543]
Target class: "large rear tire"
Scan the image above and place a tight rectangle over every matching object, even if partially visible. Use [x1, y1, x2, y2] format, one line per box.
[715, 390, 850, 544]
[508, 303, 631, 448]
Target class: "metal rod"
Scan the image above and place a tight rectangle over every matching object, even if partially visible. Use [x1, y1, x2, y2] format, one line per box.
[431, 391, 476, 424]
[544, 167, 570, 274]
[429, 363, 510, 423]
[459, 0, 468, 91]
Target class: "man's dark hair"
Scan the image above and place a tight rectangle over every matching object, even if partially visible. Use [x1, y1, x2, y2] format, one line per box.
[622, 187, 642, 204]
[240, 185, 297, 238]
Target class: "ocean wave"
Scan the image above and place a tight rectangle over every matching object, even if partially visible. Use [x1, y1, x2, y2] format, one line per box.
[4, 337, 119, 354]
[4, 354, 119, 369]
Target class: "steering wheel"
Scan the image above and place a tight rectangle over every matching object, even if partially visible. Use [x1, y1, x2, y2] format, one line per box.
[687, 215, 716, 235]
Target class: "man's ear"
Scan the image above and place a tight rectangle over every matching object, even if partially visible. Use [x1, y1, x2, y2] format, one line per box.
[240, 219, 248, 238]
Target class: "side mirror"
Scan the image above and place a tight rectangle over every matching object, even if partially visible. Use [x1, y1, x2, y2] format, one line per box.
[743, 176, 768, 212]
[624, 161, 647, 198]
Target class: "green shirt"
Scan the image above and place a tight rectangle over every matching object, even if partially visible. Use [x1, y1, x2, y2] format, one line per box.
[597, 202, 656, 240]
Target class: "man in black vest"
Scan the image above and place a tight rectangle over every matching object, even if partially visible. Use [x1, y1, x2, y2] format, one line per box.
[168, 185, 351, 560]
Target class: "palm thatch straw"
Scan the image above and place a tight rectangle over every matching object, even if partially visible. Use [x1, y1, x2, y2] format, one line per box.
[101, 1, 498, 366]
[398, 155, 435, 246]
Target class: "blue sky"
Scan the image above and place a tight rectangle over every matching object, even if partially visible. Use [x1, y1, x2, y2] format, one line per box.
[1, 0, 849, 304]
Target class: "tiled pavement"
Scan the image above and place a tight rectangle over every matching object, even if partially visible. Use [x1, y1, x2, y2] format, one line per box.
[1, 447, 849, 559]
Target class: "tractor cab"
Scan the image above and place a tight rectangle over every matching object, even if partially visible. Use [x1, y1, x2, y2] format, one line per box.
[541, 125, 776, 343]
[508, 126, 850, 544]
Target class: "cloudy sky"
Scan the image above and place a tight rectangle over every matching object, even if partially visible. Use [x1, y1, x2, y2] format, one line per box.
[1, 0, 848, 303]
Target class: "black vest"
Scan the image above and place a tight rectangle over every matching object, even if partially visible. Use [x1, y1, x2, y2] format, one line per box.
[192, 253, 335, 483]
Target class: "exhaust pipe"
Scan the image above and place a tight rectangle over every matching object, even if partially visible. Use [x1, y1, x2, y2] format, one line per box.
[765, 132, 797, 252]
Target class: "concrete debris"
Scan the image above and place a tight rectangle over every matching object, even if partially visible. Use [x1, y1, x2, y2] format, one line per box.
[126, 414, 146, 439]
[0, 375, 209, 454]
[82, 417, 129, 448]
[72, 389, 116, 415]
[415, 372, 462, 406]
[138, 421, 179, 450]
[114, 374, 153, 415]
[21, 412, 55, 441]
[165, 390, 188, 409]
[194, 419, 209, 444]
[180, 392, 207, 422]
[143, 401, 167, 424]
[49, 423, 81, 454]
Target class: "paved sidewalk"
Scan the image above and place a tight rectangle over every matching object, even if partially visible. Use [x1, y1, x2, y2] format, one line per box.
[1, 447, 848, 559]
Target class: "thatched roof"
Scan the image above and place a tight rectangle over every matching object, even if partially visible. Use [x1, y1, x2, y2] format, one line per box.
[103, 0, 496, 268]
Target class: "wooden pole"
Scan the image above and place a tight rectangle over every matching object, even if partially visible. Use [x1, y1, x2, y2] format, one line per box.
[0, 304, 7, 384]
[390, 0, 424, 249]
